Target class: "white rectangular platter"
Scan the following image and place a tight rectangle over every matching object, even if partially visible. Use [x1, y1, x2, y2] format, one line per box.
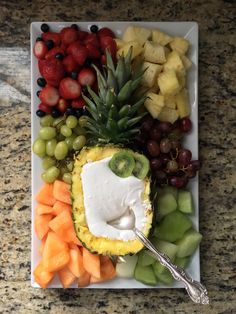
[31, 21, 199, 288]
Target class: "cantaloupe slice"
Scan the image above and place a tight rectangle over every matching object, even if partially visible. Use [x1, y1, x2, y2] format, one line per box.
[35, 214, 53, 240]
[38, 235, 47, 256]
[82, 248, 100, 279]
[36, 204, 54, 215]
[42, 231, 70, 272]
[52, 201, 72, 216]
[34, 260, 54, 288]
[58, 266, 77, 288]
[48, 210, 80, 245]
[53, 180, 71, 205]
[78, 271, 91, 287]
[90, 256, 116, 283]
[68, 244, 85, 277]
[35, 184, 56, 206]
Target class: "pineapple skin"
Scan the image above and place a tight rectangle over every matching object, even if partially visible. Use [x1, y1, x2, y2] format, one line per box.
[72, 146, 153, 256]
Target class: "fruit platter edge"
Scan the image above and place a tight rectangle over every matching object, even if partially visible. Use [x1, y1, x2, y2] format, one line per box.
[31, 21, 199, 288]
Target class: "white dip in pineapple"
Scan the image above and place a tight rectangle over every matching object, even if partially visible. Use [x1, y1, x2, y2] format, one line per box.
[81, 157, 147, 241]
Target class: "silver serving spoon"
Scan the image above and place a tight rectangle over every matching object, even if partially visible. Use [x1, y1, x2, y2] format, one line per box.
[110, 209, 209, 304]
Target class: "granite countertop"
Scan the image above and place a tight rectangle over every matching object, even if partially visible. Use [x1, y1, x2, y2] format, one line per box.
[0, 0, 235, 313]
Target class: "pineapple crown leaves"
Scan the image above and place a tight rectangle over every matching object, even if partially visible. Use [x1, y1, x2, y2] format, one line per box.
[82, 49, 147, 144]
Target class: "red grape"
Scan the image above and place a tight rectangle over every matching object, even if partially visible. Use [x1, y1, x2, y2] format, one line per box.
[178, 149, 192, 166]
[190, 160, 201, 171]
[147, 140, 160, 157]
[180, 117, 192, 132]
[155, 170, 167, 183]
[158, 121, 172, 133]
[169, 176, 186, 188]
[149, 128, 162, 141]
[141, 116, 154, 132]
[160, 138, 171, 153]
[150, 158, 162, 170]
[186, 164, 197, 178]
[170, 140, 181, 150]
[167, 160, 179, 172]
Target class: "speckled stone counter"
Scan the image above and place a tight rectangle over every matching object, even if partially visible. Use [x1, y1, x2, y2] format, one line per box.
[0, 0, 235, 313]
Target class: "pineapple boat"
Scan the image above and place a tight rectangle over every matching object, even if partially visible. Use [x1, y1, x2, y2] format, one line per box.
[72, 50, 153, 256]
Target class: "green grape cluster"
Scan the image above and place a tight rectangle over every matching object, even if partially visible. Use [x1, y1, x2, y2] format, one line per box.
[33, 114, 88, 184]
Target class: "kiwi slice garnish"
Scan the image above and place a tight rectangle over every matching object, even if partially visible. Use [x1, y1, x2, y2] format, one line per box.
[132, 153, 150, 180]
[109, 151, 135, 178]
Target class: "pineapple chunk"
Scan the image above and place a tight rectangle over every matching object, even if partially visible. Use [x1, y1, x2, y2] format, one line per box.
[158, 70, 180, 96]
[180, 54, 192, 70]
[164, 46, 171, 57]
[117, 41, 143, 60]
[142, 61, 163, 88]
[115, 38, 125, 49]
[164, 95, 176, 109]
[176, 71, 186, 89]
[144, 93, 164, 118]
[152, 29, 173, 46]
[158, 107, 179, 124]
[170, 37, 189, 55]
[122, 26, 151, 46]
[163, 51, 185, 74]
[175, 89, 190, 118]
[143, 41, 166, 64]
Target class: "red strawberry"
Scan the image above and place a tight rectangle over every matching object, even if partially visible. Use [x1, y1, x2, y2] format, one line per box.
[39, 85, 60, 106]
[71, 97, 86, 108]
[66, 41, 81, 55]
[78, 68, 96, 87]
[60, 27, 79, 46]
[62, 55, 79, 73]
[42, 59, 65, 87]
[84, 33, 99, 47]
[78, 31, 89, 41]
[57, 98, 69, 114]
[100, 54, 106, 65]
[59, 78, 81, 99]
[38, 103, 52, 114]
[71, 45, 88, 65]
[98, 27, 115, 38]
[45, 47, 65, 60]
[42, 32, 61, 46]
[38, 59, 47, 76]
[86, 43, 101, 59]
[33, 41, 48, 59]
[99, 36, 117, 58]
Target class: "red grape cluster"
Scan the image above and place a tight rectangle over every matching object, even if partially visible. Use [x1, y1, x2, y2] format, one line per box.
[134, 115, 200, 188]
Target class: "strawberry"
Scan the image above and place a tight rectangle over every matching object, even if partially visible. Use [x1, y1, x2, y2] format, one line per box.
[38, 103, 52, 114]
[77, 31, 89, 41]
[38, 59, 47, 76]
[99, 36, 117, 59]
[84, 33, 99, 47]
[59, 78, 81, 99]
[71, 97, 86, 108]
[45, 47, 65, 60]
[42, 59, 65, 87]
[86, 43, 101, 59]
[33, 41, 48, 59]
[39, 85, 60, 106]
[62, 55, 79, 73]
[71, 45, 88, 65]
[100, 54, 106, 66]
[66, 41, 81, 55]
[97, 27, 115, 38]
[57, 98, 69, 114]
[60, 27, 79, 46]
[78, 68, 96, 87]
[42, 32, 61, 46]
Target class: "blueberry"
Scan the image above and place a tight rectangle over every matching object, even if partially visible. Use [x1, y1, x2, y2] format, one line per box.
[84, 58, 92, 67]
[37, 90, 41, 97]
[75, 108, 83, 118]
[45, 39, 54, 49]
[55, 53, 64, 60]
[65, 107, 76, 116]
[70, 71, 78, 80]
[36, 109, 46, 117]
[51, 108, 61, 118]
[90, 25, 98, 33]
[36, 37, 42, 42]
[71, 24, 79, 30]
[41, 23, 49, 33]
[37, 77, 46, 87]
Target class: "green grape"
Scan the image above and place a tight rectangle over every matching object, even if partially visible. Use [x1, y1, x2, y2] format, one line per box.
[62, 172, 72, 184]
[46, 138, 57, 157]
[52, 116, 66, 129]
[66, 160, 74, 172]
[78, 115, 88, 128]
[60, 125, 72, 137]
[66, 115, 78, 129]
[54, 141, 69, 160]
[73, 135, 86, 151]
[42, 166, 60, 183]
[73, 125, 86, 136]
[57, 133, 65, 141]
[40, 115, 54, 127]
[42, 156, 56, 170]
[39, 127, 56, 140]
[33, 138, 46, 157]
[65, 134, 77, 150]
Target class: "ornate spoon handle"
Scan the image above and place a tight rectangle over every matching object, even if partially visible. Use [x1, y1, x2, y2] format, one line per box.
[134, 228, 209, 304]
